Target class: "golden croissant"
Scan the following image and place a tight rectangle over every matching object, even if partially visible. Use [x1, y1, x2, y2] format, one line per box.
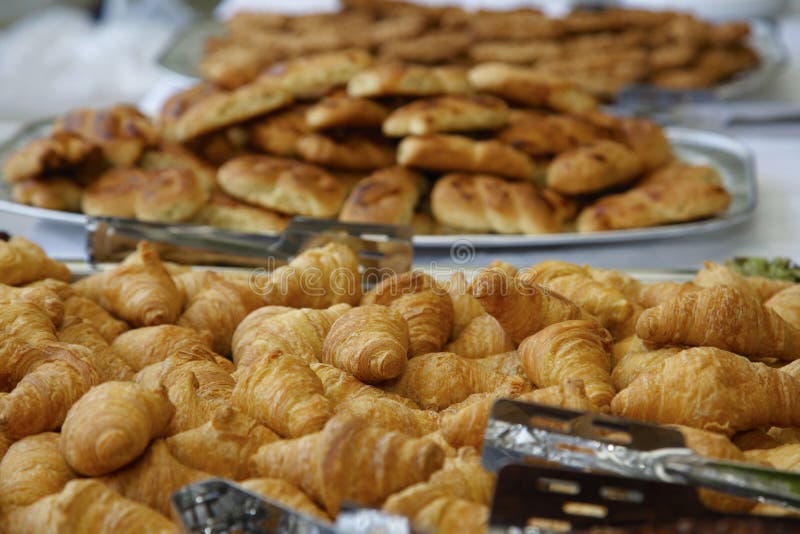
[334, 396, 439, 437]
[63, 295, 129, 342]
[232, 348, 333, 438]
[473, 351, 526, 378]
[445, 314, 515, 359]
[447, 271, 487, 339]
[470, 266, 589, 343]
[611, 346, 683, 390]
[2, 479, 179, 534]
[520, 260, 634, 335]
[611, 347, 800, 435]
[636, 286, 800, 361]
[694, 261, 792, 302]
[58, 317, 134, 381]
[766, 285, 800, 330]
[250, 413, 445, 515]
[636, 280, 700, 309]
[166, 406, 279, 480]
[239, 478, 331, 522]
[0, 283, 64, 325]
[73, 242, 183, 327]
[519, 319, 615, 408]
[60, 381, 174, 476]
[0, 300, 58, 347]
[309, 362, 419, 409]
[0, 332, 44, 391]
[0, 432, 77, 510]
[98, 439, 211, 517]
[0, 236, 71, 286]
[232, 304, 350, 366]
[111, 325, 216, 372]
[384, 488, 488, 534]
[321, 304, 409, 383]
[385, 352, 528, 410]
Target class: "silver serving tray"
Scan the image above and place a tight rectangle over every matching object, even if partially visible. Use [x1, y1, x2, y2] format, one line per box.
[158, 17, 786, 101]
[0, 122, 757, 249]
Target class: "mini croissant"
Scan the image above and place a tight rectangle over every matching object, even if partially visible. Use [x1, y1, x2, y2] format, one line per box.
[519, 320, 615, 408]
[63, 295, 129, 342]
[445, 314, 515, 359]
[111, 325, 216, 372]
[238, 478, 331, 522]
[0, 300, 58, 347]
[470, 267, 589, 343]
[447, 271, 486, 339]
[766, 285, 800, 330]
[73, 242, 183, 327]
[58, 317, 134, 381]
[60, 381, 174, 476]
[694, 261, 792, 302]
[611, 347, 800, 435]
[2, 479, 178, 534]
[611, 346, 683, 390]
[0, 332, 44, 391]
[0, 283, 64, 325]
[636, 286, 800, 361]
[385, 352, 529, 410]
[309, 362, 419, 409]
[334, 396, 439, 437]
[0, 432, 77, 510]
[0, 236, 71, 286]
[166, 406, 279, 480]
[250, 413, 445, 515]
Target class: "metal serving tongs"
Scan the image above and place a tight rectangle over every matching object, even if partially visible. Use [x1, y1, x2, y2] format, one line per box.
[481, 400, 800, 513]
[86, 216, 413, 273]
[171, 478, 410, 534]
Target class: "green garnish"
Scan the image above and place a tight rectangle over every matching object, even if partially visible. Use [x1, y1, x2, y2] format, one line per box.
[725, 257, 800, 283]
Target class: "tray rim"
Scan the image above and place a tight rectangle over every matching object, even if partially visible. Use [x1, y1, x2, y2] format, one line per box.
[0, 124, 758, 250]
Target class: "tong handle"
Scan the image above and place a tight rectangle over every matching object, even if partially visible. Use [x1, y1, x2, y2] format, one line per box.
[664, 453, 800, 510]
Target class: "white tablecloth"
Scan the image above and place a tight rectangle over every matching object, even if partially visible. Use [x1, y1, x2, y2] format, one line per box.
[2, 15, 799, 271]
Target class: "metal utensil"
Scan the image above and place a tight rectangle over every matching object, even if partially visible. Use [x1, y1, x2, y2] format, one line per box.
[87, 216, 413, 273]
[171, 478, 409, 534]
[482, 400, 800, 511]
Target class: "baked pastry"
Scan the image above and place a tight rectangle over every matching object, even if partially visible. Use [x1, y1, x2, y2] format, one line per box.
[496, 111, 606, 156]
[305, 93, 389, 130]
[0, 236, 71, 286]
[339, 166, 424, 225]
[238, 478, 330, 522]
[11, 176, 83, 212]
[134, 168, 209, 223]
[53, 105, 159, 167]
[347, 63, 471, 98]
[2, 132, 97, 184]
[295, 133, 396, 170]
[191, 190, 291, 235]
[256, 49, 373, 99]
[383, 95, 509, 137]
[577, 163, 732, 231]
[546, 140, 644, 195]
[248, 105, 310, 157]
[430, 174, 560, 234]
[81, 168, 149, 219]
[613, 117, 672, 171]
[57, 317, 134, 382]
[397, 134, 535, 181]
[468, 62, 597, 114]
[378, 30, 472, 64]
[444, 314, 515, 359]
[139, 144, 216, 193]
[217, 155, 346, 217]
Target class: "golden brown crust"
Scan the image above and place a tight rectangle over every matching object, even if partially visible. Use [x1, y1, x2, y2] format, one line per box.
[0, 236, 71, 286]
[81, 168, 149, 218]
[139, 143, 216, 193]
[217, 155, 345, 217]
[445, 314, 515, 359]
[305, 94, 389, 130]
[338, 166, 424, 225]
[497, 111, 606, 156]
[766, 286, 800, 331]
[257, 49, 373, 99]
[348, 63, 471, 98]
[2, 132, 98, 184]
[11, 176, 83, 212]
[248, 105, 310, 157]
[135, 168, 209, 223]
[398, 134, 535, 181]
[295, 133, 396, 170]
[239, 478, 331, 522]
[546, 140, 644, 195]
[430, 174, 560, 235]
[378, 31, 472, 64]
[191, 190, 291, 235]
[383, 95, 509, 137]
[111, 324, 214, 372]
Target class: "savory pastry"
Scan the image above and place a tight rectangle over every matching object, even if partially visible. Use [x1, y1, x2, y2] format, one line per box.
[321, 304, 410, 383]
[60, 381, 174, 476]
[546, 140, 644, 195]
[256, 49, 373, 99]
[2, 131, 97, 184]
[383, 95, 509, 137]
[191, 190, 291, 235]
[467, 11, 564, 40]
[139, 143, 216, 193]
[232, 349, 333, 438]
[430, 174, 561, 235]
[248, 105, 310, 157]
[53, 105, 159, 167]
[519, 319, 615, 408]
[398, 134, 535, 181]
[496, 111, 606, 156]
[134, 168, 209, 223]
[0, 236, 71, 286]
[468, 62, 597, 114]
[611, 347, 800, 436]
[250, 413, 445, 515]
[73, 242, 183, 328]
[305, 93, 389, 130]
[470, 266, 590, 343]
[81, 168, 149, 219]
[0, 432, 77, 509]
[378, 30, 472, 64]
[166, 406, 279, 480]
[11, 176, 83, 212]
[338, 166, 424, 225]
[613, 117, 672, 171]
[2, 479, 178, 534]
[576, 163, 732, 232]
[217, 155, 346, 217]
[636, 286, 800, 361]
[347, 63, 471, 98]
[295, 133, 396, 170]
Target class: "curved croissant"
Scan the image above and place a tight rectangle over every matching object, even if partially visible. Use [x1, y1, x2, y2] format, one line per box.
[636, 286, 800, 361]
[519, 320, 615, 408]
[694, 261, 792, 302]
[636, 280, 700, 309]
[63, 295, 129, 342]
[60, 381, 174, 476]
[447, 271, 487, 339]
[58, 317, 134, 381]
[0, 283, 64, 325]
[0, 300, 58, 347]
[250, 413, 445, 515]
[111, 325, 215, 372]
[611, 347, 800, 435]
[766, 285, 800, 330]
[0, 236, 71, 286]
[470, 267, 589, 343]
[321, 304, 409, 383]
[238, 478, 330, 522]
[445, 314, 515, 359]
[611, 347, 683, 390]
[334, 396, 439, 437]
[310, 362, 419, 409]
[232, 349, 333, 438]
[0, 432, 77, 510]
[0, 332, 44, 391]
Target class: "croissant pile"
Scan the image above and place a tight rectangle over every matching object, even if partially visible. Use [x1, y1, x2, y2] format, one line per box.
[2, 236, 800, 532]
[3, 34, 734, 237]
